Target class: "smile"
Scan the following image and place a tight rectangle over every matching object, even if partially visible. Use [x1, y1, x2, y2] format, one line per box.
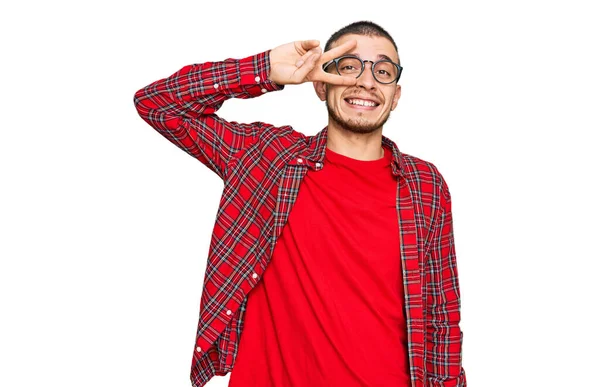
[344, 98, 380, 109]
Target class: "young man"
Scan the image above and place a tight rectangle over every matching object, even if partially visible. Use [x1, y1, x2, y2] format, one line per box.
[134, 21, 466, 387]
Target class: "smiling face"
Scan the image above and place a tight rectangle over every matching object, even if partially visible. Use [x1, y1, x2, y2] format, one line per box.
[314, 34, 402, 135]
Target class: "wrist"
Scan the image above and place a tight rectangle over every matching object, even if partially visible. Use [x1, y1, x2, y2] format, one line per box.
[265, 50, 284, 87]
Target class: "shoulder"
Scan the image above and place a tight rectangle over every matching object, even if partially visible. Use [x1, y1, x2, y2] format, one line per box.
[400, 152, 452, 204]
[256, 124, 315, 154]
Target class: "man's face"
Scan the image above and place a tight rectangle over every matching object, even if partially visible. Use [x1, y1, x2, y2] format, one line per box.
[315, 34, 401, 135]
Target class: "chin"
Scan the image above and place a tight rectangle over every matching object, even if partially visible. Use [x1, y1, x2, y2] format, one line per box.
[326, 99, 390, 134]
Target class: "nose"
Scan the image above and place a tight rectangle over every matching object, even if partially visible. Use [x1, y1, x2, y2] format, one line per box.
[357, 61, 377, 90]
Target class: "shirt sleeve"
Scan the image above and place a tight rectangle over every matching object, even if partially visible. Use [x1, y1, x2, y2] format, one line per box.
[133, 50, 284, 180]
[425, 176, 467, 386]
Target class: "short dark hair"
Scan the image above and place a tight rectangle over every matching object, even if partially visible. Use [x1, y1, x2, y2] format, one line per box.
[324, 20, 399, 62]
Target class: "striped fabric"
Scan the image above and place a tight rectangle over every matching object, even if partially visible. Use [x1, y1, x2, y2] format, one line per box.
[134, 50, 466, 387]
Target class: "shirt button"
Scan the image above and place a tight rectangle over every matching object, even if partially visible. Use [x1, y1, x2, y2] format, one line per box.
[226, 310, 232, 316]
[255, 76, 261, 83]
[261, 88, 267, 93]
[297, 158, 303, 163]
[315, 162, 322, 168]
[252, 273, 258, 279]
[214, 83, 219, 89]
[196, 346, 202, 352]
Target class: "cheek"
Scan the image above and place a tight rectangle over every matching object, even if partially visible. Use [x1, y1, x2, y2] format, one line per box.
[326, 86, 345, 103]
[384, 90, 398, 109]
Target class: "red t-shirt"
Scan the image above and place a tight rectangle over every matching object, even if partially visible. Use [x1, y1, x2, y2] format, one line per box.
[228, 144, 411, 386]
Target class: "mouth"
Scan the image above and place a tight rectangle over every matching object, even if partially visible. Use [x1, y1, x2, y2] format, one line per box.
[344, 97, 380, 110]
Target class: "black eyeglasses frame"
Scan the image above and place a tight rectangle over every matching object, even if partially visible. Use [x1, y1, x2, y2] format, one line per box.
[322, 55, 403, 84]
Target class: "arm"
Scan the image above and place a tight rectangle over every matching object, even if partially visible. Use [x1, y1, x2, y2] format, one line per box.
[425, 177, 467, 386]
[133, 39, 359, 180]
[133, 51, 283, 180]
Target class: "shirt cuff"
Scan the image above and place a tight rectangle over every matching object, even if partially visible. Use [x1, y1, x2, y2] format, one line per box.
[237, 50, 284, 96]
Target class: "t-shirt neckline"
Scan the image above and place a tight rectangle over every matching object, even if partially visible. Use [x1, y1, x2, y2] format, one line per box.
[325, 146, 391, 169]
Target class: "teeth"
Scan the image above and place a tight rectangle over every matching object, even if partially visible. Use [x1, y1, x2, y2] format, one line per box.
[348, 99, 376, 107]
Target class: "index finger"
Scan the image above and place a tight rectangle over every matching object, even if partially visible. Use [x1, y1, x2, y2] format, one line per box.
[320, 39, 358, 63]
[313, 71, 358, 86]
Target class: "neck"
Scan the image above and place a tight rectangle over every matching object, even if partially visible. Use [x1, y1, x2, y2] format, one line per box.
[326, 124, 384, 161]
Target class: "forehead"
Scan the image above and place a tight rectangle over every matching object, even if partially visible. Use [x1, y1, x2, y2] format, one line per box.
[331, 33, 399, 63]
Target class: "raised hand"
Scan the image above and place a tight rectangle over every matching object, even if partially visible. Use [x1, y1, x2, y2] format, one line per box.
[268, 39, 358, 86]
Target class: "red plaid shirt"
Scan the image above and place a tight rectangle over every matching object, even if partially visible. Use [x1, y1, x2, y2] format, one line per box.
[134, 50, 466, 387]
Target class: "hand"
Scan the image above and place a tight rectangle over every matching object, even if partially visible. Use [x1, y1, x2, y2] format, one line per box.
[268, 39, 358, 86]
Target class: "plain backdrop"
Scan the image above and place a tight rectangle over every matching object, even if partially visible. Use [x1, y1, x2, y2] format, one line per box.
[1, 0, 599, 386]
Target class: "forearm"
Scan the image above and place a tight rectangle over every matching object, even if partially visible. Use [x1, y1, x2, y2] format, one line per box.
[134, 51, 281, 127]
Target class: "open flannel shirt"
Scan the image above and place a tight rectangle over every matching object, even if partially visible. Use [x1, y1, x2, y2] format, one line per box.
[134, 50, 466, 387]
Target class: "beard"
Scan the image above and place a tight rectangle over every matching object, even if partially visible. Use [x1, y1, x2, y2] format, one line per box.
[325, 94, 392, 135]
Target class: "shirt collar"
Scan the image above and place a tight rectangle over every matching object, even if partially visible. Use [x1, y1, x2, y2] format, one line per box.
[298, 126, 406, 177]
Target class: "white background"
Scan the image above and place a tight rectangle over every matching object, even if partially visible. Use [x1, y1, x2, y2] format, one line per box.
[1, 0, 599, 386]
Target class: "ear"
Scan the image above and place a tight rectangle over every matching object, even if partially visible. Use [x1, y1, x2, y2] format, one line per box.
[313, 81, 327, 101]
[390, 84, 401, 111]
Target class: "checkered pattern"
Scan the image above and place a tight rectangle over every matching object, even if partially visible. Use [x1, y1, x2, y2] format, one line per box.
[134, 50, 466, 387]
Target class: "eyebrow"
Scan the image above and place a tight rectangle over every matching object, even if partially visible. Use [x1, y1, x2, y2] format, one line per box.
[349, 52, 395, 62]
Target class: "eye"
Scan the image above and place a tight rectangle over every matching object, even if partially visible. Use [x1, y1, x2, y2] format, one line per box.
[373, 61, 397, 81]
[337, 57, 362, 74]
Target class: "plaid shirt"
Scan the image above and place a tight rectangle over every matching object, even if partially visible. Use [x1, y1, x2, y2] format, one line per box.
[134, 50, 466, 387]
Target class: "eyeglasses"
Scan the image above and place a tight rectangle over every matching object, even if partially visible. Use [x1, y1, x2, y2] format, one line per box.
[322, 55, 403, 84]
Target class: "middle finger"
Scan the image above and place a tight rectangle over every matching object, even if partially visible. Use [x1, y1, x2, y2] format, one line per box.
[319, 39, 358, 64]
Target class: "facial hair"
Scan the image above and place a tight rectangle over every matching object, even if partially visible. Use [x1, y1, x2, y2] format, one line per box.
[325, 92, 392, 135]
